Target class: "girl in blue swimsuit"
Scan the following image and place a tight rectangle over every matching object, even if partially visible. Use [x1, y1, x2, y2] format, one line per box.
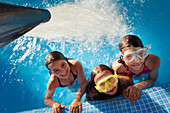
[112, 35, 161, 103]
[44, 51, 86, 113]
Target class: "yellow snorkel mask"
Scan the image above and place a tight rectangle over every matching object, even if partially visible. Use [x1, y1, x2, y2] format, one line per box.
[95, 73, 118, 93]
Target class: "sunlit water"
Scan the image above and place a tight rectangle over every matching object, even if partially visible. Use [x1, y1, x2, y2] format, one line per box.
[0, 0, 170, 112]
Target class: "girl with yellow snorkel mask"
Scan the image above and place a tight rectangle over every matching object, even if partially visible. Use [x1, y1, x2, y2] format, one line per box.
[85, 64, 137, 102]
[112, 35, 161, 103]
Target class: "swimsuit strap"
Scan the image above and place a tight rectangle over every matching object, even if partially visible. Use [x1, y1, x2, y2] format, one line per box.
[126, 62, 151, 77]
[57, 70, 77, 87]
[70, 70, 77, 80]
[143, 62, 151, 70]
[57, 77, 65, 87]
[126, 66, 133, 76]
[142, 62, 151, 73]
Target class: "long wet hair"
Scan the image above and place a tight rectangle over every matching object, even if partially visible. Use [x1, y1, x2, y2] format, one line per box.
[91, 64, 114, 85]
[85, 64, 117, 101]
[118, 35, 144, 66]
[45, 51, 69, 70]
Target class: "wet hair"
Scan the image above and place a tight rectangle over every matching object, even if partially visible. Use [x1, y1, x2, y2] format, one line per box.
[85, 64, 124, 101]
[90, 64, 114, 84]
[119, 35, 144, 51]
[85, 64, 115, 101]
[45, 51, 68, 70]
[118, 35, 144, 66]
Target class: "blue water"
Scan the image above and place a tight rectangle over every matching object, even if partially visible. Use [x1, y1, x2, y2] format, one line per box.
[0, 0, 170, 113]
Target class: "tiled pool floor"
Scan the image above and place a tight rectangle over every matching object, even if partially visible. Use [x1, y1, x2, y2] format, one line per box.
[21, 82, 170, 113]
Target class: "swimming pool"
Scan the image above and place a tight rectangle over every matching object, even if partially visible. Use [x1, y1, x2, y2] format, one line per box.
[0, 0, 170, 112]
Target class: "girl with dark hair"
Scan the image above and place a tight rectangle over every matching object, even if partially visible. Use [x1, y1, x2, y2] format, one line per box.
[85, 64, 138, 102]
[112, 35, 161, 102]
[44, 51, 86, 113]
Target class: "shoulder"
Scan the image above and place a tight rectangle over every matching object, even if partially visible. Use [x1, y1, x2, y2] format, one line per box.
[68, 60, 84, 78]
[145, 54, 161, 69]
[112, 59, 127, 73]
[47, 74, 59, 90]
[69, 59, 83, 70]
[68, 59, 81, 66]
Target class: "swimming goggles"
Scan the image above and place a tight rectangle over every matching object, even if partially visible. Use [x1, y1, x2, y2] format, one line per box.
[95, 74, 118, 93]
[122, 48, 148, 63]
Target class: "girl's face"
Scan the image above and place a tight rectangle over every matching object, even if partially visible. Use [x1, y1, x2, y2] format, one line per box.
[122, 46, 146, 70]
[94, 70, 118, 95]
[48, 60, 70, 79]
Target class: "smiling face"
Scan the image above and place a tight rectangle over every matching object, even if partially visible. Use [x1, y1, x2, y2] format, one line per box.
[94, 70, 118, 95]
[122, 46, 145, 70]
[48, 60, 70, 79]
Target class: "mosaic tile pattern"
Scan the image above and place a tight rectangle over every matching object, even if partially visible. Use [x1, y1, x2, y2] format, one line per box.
[21, 82, 170, 113]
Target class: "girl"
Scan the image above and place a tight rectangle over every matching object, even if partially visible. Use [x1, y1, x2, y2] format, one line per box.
[44, 51, 86, 113]
[85, 64, 139, 102]
[112, 35, 161, 102]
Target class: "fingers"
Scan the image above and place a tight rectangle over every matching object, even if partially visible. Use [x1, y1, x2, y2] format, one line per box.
[75, 107, 78, 113]
[134, 90, 140, 101]
[126, 86, 132, 102]
[72, 107, 76, 113]
[61, 105, 66, 108]
[69, 106, 76, 113]
[127, 86, 140, 103]
[58, 107, 61, 113]
[123, 89, 129, 98]
[52, 103, 61, 113]
[69, 106, 73, 113]
[69, 105, 81, 113]
[70, 107, 80, 113]
[52, 107, 60, 113]
[52, 108, 57, 113]
[129, 88, 134, 103]
[133, 87, 140, 102]
[126, 86, 131, 92]
[79, 104, 82, 113]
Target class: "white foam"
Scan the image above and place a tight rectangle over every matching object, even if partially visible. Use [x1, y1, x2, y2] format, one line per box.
[8, 0, 130, 72]
[25, 0, 128, 45]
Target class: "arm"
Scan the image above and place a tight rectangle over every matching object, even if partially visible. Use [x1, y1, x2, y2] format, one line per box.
[44, 88, 57, 107]
[133, 67, 159, 90]
[85, 85, 99, 101]
[112, 59, 127, 74]
[118, 74, 133, 85]
[44, 75, 65, 113]
[112, 60, 132, 84]
[74, 61, 86, 101]
[120, 74, 140, 103]
[134, 55, 161, 90]
[124, 55, 161, 103]
[69, 61, 86, 113]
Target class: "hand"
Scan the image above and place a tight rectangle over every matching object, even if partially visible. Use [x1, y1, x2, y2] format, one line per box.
[123, 86, 140, 103]
[52, 102, 65, 113]
[69, 99, 81, 113]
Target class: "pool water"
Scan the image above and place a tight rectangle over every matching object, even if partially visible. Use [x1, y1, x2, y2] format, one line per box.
[0, 0, 170, 112]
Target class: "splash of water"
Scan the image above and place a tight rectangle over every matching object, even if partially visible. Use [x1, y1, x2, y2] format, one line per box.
[11, 0, 130, 105]
[5, 0, 131, 81]
[1, 0, 130, 107]
[2, 0, 132, 87]
[26, 0, 129, 45]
